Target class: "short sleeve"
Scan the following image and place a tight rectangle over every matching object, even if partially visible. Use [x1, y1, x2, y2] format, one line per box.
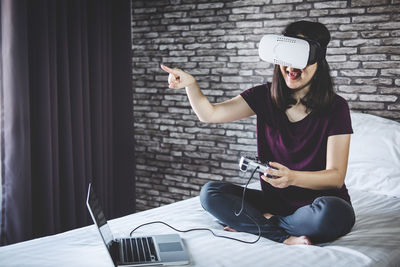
[240, 83, 270, 116]
[327, 95, 353, 136]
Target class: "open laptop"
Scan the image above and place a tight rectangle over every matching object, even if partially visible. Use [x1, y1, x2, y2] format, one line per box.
[86, 183, 190, 266]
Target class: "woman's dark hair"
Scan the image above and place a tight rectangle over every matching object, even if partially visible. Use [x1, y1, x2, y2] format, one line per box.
[270, 20, 335, 114]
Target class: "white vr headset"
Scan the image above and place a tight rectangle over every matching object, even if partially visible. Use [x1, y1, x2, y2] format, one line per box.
[258, 34, 327, 69]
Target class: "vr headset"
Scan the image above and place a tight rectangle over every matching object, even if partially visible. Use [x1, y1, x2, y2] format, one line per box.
[258, 34, 327, 69]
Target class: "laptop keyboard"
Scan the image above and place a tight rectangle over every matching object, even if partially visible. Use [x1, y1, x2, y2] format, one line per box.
[119, 237, 159, 264]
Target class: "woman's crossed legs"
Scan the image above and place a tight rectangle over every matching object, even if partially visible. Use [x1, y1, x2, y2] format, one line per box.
[200, 181, 355, 245]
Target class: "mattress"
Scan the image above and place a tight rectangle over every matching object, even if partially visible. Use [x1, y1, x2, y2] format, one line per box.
[0, 113, 399, 267]
[0, 186, 399, 267]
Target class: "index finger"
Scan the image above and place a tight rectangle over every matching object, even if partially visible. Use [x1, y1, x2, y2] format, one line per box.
[161, 64, 180, 77]
[269, 161, 284, 170]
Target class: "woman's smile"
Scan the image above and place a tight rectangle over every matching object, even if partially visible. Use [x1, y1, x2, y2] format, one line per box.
[286, 68, 302, 80]
[280, 63, 317, 91]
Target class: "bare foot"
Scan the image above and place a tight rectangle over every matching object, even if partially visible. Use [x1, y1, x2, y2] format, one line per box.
[283, 236, 312, 245]
[263, 212, 274, 219]
[224, 226, 238, 232]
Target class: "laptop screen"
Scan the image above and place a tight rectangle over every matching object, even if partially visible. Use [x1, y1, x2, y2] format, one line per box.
[86, 183, 114, 247]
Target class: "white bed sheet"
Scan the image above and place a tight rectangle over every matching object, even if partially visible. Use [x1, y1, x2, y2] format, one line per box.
[1, 112, 399, 266]
[0, 186, 399, 267]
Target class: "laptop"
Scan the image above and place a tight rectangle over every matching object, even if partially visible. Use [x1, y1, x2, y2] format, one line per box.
[86, 183, 190, 266]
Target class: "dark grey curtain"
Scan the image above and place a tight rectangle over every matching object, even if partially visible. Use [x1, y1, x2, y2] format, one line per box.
[0, 0, 135, 245]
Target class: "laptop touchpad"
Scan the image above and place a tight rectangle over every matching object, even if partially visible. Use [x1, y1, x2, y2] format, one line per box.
[158, 242, 183, 252]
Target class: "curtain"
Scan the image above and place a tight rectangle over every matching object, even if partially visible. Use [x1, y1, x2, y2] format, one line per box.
[0, 0, 135, 245]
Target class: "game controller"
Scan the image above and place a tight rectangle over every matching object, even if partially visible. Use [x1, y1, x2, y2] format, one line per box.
[239, 156, 277, 178]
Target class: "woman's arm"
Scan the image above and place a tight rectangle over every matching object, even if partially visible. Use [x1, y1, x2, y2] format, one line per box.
[161, 65, 255, 123]
[263, 134, 351, 190]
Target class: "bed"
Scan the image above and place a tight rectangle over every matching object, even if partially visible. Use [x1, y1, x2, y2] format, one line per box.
[0, 112, 399, 267]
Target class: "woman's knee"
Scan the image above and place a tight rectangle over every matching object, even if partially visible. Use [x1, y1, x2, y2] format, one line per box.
[313, 197, 355, 224]
[199, 181, 225, 211]
[310, 196, 355, 241]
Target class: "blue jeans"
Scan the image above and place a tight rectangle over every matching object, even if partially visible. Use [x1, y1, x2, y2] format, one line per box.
[200, 181, 355, 243]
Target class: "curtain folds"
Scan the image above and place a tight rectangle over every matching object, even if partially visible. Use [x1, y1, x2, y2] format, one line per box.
[0, 0, 135, 245]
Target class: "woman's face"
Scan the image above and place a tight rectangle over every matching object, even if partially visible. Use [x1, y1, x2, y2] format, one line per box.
[279, 62, 318, 91]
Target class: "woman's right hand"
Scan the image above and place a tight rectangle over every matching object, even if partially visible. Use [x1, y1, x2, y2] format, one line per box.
[161, 65, 197, 89]
[160, 64, 255, 123]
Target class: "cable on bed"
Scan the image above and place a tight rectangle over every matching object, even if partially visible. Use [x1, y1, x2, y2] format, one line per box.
[129, 167, 262, 244]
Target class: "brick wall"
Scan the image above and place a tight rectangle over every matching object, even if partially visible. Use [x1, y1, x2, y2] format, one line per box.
[131, 0, 400, 211]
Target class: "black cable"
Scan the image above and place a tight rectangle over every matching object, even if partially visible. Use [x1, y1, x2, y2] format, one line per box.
[129, 166, 262, 244]
[129, 219, 260, 244]
[235, 166, 259, 216]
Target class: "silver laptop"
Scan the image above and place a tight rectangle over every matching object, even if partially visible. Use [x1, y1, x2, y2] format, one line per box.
[86, 183, 190, 266]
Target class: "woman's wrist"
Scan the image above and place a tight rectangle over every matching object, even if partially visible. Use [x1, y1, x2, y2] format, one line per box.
[185, 81, 201, 98]
[289, 170, 299, 187]
[185, 81, 198, 91]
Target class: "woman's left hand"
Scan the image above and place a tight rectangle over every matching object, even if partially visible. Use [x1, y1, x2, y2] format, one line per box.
[261, 162, 295, 188]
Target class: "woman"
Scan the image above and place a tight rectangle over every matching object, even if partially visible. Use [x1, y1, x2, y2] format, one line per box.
[161, 20, 355, 245]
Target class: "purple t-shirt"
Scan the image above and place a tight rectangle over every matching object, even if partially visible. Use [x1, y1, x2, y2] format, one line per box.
[240, 83, 353, 214]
